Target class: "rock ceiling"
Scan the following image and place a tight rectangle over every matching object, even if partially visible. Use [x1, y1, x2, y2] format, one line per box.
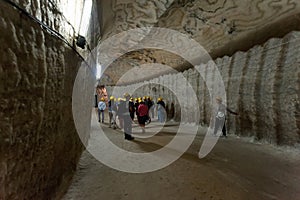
[96, 0, 300, 85]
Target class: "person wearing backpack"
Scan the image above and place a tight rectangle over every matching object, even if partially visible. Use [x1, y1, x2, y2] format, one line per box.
[108, 96, 117, 129]
[98, 97, 106, 123]
[213, 97, 238, 137]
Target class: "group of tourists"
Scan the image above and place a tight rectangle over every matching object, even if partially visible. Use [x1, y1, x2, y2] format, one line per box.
[95, 92, 167, 140]
[95, 87, 238, 140]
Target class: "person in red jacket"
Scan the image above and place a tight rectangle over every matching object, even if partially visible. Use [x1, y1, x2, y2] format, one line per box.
[138, 100, 149, 133]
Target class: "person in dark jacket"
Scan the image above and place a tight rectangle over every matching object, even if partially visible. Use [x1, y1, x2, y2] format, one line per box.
[134, 98, 140, 120]
[129, 98, 135, 120]
[148, 97, 154, 119]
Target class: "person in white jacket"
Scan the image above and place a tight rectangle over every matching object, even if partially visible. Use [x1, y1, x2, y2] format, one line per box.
[98, 97, 106, 123]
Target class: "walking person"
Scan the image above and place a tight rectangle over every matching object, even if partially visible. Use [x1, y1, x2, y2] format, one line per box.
[138, 100, 149, 133]
[157, 97, 166, 123]
[94, 90, 99, 121]
[148, 97, 154, 119]
[213, 97, 238, 137]
[118, 93, 134, 140]
[134, 98, 140, 121]
[129, 97, 135, 121]
[117, 98, 124, 129]
[108, 96, 117, 129]
[98, 97, 106, 123]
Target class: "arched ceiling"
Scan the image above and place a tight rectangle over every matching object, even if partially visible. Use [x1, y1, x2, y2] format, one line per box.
[96, 0, 300, 85]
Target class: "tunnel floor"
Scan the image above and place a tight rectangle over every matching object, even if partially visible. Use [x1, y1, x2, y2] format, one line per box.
[62, 113, 300, 200]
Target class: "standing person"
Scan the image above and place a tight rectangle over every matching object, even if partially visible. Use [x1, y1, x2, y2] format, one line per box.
[134, 98, 140, 120]
[170, 102, 175, 119]
[116, 98, 124, 129]
[118, 93, 134, 140]
[138, 100, 149, 133]
[213, 97, 238, 137]
[148, 97, 154, 119]
[94, 90, 99, 120]
[108, 96, 117, 129]
[157, 97, 166, 123]
[98, 97, 106, 123]
[117, 97, 124, 129]
[129, 98, 135, 120]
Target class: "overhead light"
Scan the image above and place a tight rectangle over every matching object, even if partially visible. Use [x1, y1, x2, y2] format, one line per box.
[76, 35, 86, 49]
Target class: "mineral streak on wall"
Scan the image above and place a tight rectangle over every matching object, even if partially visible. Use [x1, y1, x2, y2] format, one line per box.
[108, 31, 300, 146]
[0, 1, 93, 199]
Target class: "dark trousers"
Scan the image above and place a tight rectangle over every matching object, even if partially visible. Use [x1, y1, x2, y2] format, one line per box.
[98, 109, 104, 122]
[130, 112, 134, 120]
[213, 118, 226, 136]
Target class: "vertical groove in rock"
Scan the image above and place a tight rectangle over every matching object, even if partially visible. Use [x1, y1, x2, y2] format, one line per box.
[224, 56, 234, 132]
[273, 37, 288, 144]
[258, 38, 282, 143]
[196, 64, 206, 124]
[253, 46, 266, 141]
[182, 70, 188, 123]
[203, 64, 209, 124]
[173, 74, 180, 121]
[237, 50, 251, 136]
[242, 45, 262, 139]
[274, 32, 300, 145]
[226, 52, 246, 134]
[207, 61, 216, 126]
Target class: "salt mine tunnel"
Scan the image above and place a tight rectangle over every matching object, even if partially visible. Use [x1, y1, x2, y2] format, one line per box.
[0, 0, 299, 199]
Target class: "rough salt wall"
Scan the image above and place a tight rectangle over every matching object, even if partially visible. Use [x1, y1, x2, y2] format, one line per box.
[158, 0, 300, 57]
[99, 0, 175, 40]
[9, 0, 80, 45]
[0, 1, 93, 199]
[99, 0, 300, 85]
[109, 31, 300, 145]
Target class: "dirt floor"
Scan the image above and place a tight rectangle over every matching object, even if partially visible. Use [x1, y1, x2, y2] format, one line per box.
[62, 114, 300, 200]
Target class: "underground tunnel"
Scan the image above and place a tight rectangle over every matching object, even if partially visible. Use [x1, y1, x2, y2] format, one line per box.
[0, 0, 299, 199]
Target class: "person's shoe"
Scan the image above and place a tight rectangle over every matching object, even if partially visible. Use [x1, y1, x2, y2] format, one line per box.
[125, 134, 134, 140]
[127, 135, 134, 140]
[128, 135, 134, 140]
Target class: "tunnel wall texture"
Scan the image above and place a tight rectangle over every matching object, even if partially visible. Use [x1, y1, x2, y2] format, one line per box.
[0, 1, 93, 199]
[107, 31, 300, 146]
